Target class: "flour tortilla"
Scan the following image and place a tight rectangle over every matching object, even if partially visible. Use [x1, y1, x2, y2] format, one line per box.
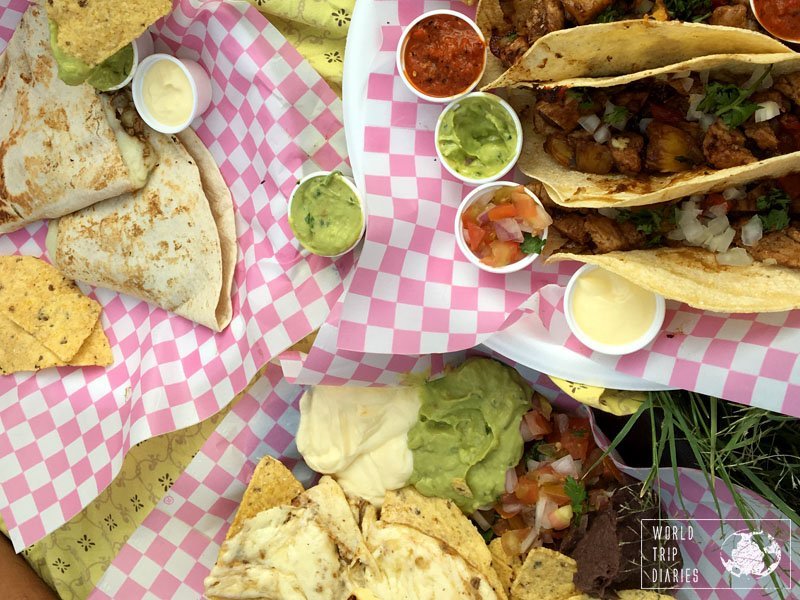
[477, 8, 791, 89]
[516, 53, 800, 208]
[0, 4, 153, 234]
[51, 126, 236, 332]
[549, 248, 800, 313]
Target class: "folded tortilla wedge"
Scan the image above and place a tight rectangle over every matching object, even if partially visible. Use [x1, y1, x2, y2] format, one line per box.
[514, 52, 800, 208]
[50, 125, 237, 332]
[0, 4, 154, 234]
[477, 3, 791, 87]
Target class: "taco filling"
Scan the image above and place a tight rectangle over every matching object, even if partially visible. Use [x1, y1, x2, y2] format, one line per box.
[534, 176, 800, 268]
[489, 0, 766, 67]
[534, 67, 800, 177]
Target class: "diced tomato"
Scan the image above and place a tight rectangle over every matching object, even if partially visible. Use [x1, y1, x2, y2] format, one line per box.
[524, 410, 552, 438]
[779, 173, 800, 201]
[559, 417, 592, 461]
[507, 514, 527, 531]
[492, 519, 510, 537]
[513, 192, 537, 219]
[702, 192, 728, 213]
[465, 222, 486, 252]
[515, 474, 540, 504]
[495, 492, 521, 518]
[487, 203, 518, 221]
[540, 482, 569, 505]
[649, 103, 685, 127]
[482, 240, 521, 268]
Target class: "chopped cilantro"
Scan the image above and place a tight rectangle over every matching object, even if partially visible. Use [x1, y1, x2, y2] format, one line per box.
[564, 476, 587, 523]
[664, 0, 711, 20]
[566, 89, 595, 110]
[603, 105, 629, 127]
[521, 233, 545, 255]
[523, 441, 543, 463]
[304, 213, 315, 228]
[615, 208, 662, 235]
[481, 528, 496, 543]
[696, 68, 772, 129]
[594, 6, 624, 23]
[757, 188, 792, 232]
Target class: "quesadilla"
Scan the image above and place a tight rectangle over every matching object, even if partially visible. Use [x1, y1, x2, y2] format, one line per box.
[477, 0, 790, 74]
[50, 108, 237, 332]
[531, 177, 800, 313]
[516, 53, 800, 208]
[0, 4, 154, 234]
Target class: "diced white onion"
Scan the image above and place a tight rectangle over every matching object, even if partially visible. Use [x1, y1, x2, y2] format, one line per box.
[551, 455, 579, 478]
[598, 207, 620, 219]
[723, 187, 746, 201]
[764, 258, 778, 265]
[706, 215, 730, 237]
[593, 124, 611, 144]
[604, 101, 629, 131]
[678, 77, 694, 93]
[667, 227, 686, 241]
[755, 101, 781, 123]
[699, 70, 709, 85]
[639, 118, 653, 134]
[505, 468, 519, 493]
[555, 413, 569, 433]
[760, 74, 773, 91]
[686, 94, 705, 121]
[707, 203, 728, 218]
[687, 197, 704, 207]
[526, 459, 541, 472]
[472, 510, 491, 531]
[683, 219, 708, 245]
[707, 228, 735, 253]
[578, 114, 601, 134]
[716, 247, 753, 266]
[519, 527, 540, 553]
[741, 215, 764, 247]
[670, 70, 691, 79]
[700, 113, 716, 131]
[520, 418, 535, 442]
[744, 66, 767, 90]
[501, 501, 523, 515]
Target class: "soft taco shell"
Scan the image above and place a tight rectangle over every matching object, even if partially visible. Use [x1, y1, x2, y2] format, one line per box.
[517, 53, 800, 208]
[478, 16, 791, 90]
[549, 248, 800, 313]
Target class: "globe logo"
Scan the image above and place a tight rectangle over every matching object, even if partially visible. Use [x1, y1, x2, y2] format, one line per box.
[720, 530, 782, 578]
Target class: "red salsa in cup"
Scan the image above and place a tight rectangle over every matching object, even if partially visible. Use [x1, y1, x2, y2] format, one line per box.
[751, 0, 800, 41]
[403, 14, 486, 98]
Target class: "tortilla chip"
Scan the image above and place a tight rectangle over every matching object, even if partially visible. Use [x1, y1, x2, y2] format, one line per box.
[69, 320, 113, 367]
[0, 314, 62, 374]
[489, 537, 524, 596]
[48, 0, 172, 66]
[381, 486, 508, 599]
[225, 456, 304, 540]
[0, 256, 100, 361]
[617, 591, 674, 599]
[511, 547, 579, 600]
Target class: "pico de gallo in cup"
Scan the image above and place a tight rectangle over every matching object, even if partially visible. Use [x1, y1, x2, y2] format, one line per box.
[471, 394, 626, 556]
[455, 182, 552, 273]
[396, 10, 487, 103]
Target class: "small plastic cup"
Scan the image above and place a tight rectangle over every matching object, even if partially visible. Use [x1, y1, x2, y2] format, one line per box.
[454, 181, 548, 274]
[288, 171, 367, 258]
[749, 0, 800, 43]
[131, 53, 212, 134]
[396, 9, 487, 104]
[564, 264, 666, 356]
[435, 92, 523, 186]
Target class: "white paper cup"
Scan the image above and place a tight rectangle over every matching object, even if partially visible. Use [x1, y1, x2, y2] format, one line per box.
[396, 9, 487, 104]
[564, 264, 666, 356]
[288, 171, 367, 258]
[454, 181, 548, 274]
[132, 53, 212, 134]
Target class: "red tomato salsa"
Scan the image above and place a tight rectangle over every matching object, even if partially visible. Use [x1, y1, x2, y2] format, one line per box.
[752, 0, 800, 41]
[461, 185, 552, 268]
[403, 14, 485, 98]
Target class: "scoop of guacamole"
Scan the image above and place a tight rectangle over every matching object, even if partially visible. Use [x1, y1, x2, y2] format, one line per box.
[408, 357, 531, 514]
[289, 172, 363, 256]
[49, 20, 133, 90]
[437, 95, 519, 180]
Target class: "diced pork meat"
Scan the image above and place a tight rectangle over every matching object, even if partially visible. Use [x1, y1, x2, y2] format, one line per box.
[512, 0, 565, 42]
[552, 213, 590, 244]
[489, 31, 530, 68]
[584, 215, 628, 253]
[609, 133, 644, 175]
[612, 90, 650, 115]
[751, 90, 791, 115]
[702, 120, 757, 169]
[559, 0, 614, 25]
[749, 227, 800, 268]
[535, 96, 581, 132]
[774, 72, 800, 106]
[709, 5, 749, 29]
[744, 121, 779, 153]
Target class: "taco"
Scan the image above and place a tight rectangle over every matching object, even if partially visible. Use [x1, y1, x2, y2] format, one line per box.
[531, 175, 800, 313]
[477, 0, 790, 73]
[516, 53, 800, 209]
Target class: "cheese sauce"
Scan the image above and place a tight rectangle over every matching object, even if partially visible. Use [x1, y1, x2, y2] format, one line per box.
[571, 268, 657, 346]
[141, 59, 194, 127]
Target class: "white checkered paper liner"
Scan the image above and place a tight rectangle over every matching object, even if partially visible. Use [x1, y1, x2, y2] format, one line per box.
[0, 0, 353, 550]
[92, 360, 797, 599]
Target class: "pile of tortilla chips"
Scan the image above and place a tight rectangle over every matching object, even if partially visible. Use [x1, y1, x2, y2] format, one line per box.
[0, 256, 113, 375]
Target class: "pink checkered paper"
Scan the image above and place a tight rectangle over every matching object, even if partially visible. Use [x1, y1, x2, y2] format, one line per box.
[528, 284, 800, 418]
[91, 359, 796, 600]
[0, 0, 354, 550]
[335, 0, 578, 355]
